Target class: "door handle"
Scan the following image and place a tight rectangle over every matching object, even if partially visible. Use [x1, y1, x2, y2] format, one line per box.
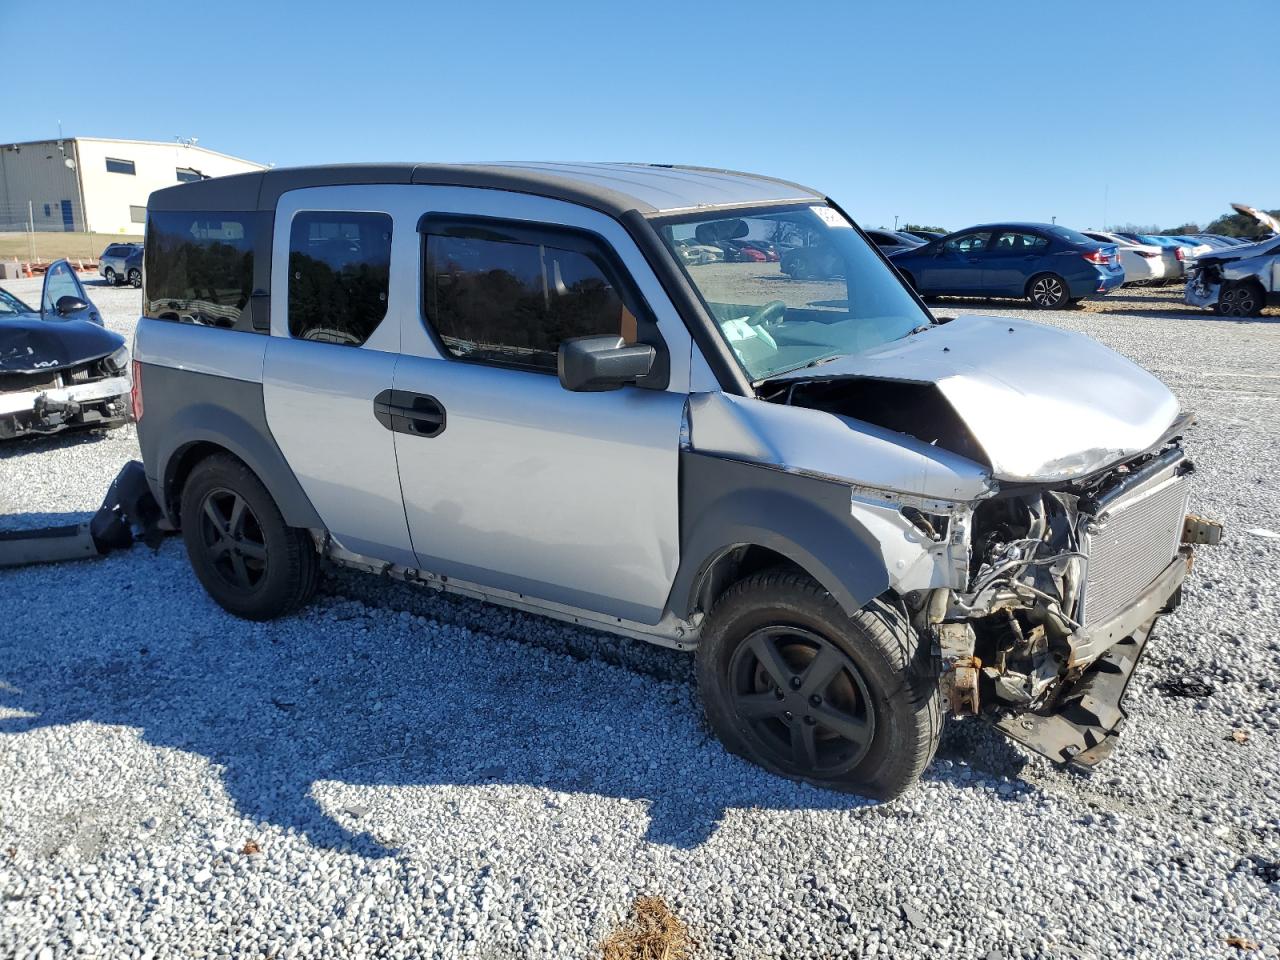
[373, 389, 446, 438]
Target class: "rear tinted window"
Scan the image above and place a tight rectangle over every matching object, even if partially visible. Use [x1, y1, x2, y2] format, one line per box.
[287, 211, 392, 345]
[1046, 225, 1097, 245]
[145, 211, 265, 329]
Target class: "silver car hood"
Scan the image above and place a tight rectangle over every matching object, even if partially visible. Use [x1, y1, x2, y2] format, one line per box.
[768, 315, 1181, 482]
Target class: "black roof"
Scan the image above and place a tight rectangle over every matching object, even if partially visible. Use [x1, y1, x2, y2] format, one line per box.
[147, 162, 821, 219]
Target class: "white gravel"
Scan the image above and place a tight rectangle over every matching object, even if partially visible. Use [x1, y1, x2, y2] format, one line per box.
[2, 278, 1278, 959]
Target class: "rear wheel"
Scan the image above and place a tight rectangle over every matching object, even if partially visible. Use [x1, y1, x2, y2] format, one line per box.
[696, 569, 940, 800]
[1027, 273, 1070, 309]
[1215, 280, 1264, 318]
[128, 268, 142, 288]
[180, 454, 320, 620]
[103, 267, 117, 286]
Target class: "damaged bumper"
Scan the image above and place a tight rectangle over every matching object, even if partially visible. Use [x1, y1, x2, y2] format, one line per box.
[993, 548, 1191, 767]
[0, 375, 130, 439]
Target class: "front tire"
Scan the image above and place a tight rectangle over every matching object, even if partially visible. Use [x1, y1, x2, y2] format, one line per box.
[1216, 280, 1264, 318]
[1027, 273, 1070, 309]
[696, 569, 940, 800]
[128, 268, 142, 288]
[180, 454, 320, 621]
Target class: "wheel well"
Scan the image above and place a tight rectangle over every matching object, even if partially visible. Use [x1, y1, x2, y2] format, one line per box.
[165, 441, 236, 525]
[691, 544, 810, 617]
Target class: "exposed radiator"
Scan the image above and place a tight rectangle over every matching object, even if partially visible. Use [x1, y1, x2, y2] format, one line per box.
[1080, 464, 1190, 626]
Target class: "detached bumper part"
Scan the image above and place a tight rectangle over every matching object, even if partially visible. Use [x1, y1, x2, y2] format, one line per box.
[990, 549, 1192, 768]
[0, 461, 164, 568]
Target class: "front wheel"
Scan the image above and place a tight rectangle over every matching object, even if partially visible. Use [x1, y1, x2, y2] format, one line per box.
[1216, 280, 1264, 318]
[128, 268, 142, 288]
[180, 454, 320, 620]
[1027, 273, 1070, 309]
[696, 569, 940, 800]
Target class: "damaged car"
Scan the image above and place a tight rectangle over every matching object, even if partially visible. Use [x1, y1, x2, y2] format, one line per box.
[133, 164, 1219, 799]
[1185, 232, 1280, 317]
[1, 260, 130, 440]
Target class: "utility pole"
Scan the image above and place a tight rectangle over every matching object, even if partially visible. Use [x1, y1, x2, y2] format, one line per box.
[894, 215, 899, 231]
[27, 201, 35, 263]
[1102, 184, 1109, 231]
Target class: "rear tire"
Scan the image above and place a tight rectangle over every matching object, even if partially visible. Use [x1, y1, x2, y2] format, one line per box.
[180, 454, 320, 621]
[696, 569, 940, 800]
[1215, 280, 1264, 318]
[103, 267, 117, 286]
[1027, 273, 1070, 309]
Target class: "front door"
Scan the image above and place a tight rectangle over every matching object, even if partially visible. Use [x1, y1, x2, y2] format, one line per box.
[41, 259, 101, 325]
[923, 230, 993, 294]
[392, 207, 688, 625]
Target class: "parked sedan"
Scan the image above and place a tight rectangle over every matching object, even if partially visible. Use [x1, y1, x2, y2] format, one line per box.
[864, 229, 923, 257]
[1081, 231, 1170, 285]
[1, 260, 130, 439]
[98, 242, 143, 288]
[889, 223, 1124, 308]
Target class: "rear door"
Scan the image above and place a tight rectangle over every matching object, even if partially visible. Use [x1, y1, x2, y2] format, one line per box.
[392, 189, 691, 625]
[260, 189, 415, 565]
[983, 229, 1051, 296]
[41, 259, 101, 325]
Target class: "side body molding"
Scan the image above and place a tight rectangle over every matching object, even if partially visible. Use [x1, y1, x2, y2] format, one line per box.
[671, 451, 891, 619]
[136, 362, 323, 530]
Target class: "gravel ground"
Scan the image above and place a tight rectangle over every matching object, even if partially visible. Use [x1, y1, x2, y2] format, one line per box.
[2, 277, 1278, 959]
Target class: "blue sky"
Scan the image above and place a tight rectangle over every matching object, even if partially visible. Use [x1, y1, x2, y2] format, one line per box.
[8, 0, 1277, 231]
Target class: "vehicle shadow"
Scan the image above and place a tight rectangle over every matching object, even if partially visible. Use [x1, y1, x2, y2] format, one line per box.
[0, 537, 1035, 859]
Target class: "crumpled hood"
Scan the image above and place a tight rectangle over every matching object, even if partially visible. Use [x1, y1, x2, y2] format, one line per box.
[0, 315, 124, 375]
[769, 314, 1181, 482]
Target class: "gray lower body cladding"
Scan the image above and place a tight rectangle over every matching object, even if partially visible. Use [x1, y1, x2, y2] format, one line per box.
[670, 450, 890, 620]
[136, 362, 322, 530]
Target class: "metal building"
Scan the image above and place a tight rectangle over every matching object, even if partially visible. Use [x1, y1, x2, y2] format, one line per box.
[0, 137, 267, 235]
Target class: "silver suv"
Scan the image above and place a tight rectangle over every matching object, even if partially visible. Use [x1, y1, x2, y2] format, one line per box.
[133, 163, 1216, 799]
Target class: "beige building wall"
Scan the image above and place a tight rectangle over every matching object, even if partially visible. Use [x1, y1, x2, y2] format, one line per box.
[73, 139, 267, 234]
[0, 138, 266, 235]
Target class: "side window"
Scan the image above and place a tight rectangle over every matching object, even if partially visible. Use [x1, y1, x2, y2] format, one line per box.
[105, 158, 135, 175]
[144, 211, 265, 330]
[422, 220, 653, 374]
[287, 211, 392, 345]
[992, 231, 1050, 253]
[944, 231, 993, 255]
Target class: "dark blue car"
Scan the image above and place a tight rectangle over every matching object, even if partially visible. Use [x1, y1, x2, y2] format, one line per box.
[888, 222, 1123, 308]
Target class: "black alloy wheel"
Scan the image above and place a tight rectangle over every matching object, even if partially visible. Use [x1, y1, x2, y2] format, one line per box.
[728, 624, 875, 775]
[1216, 281, 1263, 318]
[197, 487, 269, 592]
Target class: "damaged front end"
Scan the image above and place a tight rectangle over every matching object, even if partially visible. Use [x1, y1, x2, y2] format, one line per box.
[0, 355, 131, 440]
[918, 440, 1220, 766]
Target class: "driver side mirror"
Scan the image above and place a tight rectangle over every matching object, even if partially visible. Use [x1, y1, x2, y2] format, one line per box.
[558, 336, 655, 392]
[55, 295, 89, 316]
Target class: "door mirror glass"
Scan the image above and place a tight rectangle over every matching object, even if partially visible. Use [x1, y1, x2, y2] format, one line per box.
[558, 335, 655, 392]
[55, 295, 89, 316]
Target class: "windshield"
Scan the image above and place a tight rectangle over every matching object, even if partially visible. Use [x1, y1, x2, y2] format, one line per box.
[656, 204, 929, 381]
[0, 287, 36, 317]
